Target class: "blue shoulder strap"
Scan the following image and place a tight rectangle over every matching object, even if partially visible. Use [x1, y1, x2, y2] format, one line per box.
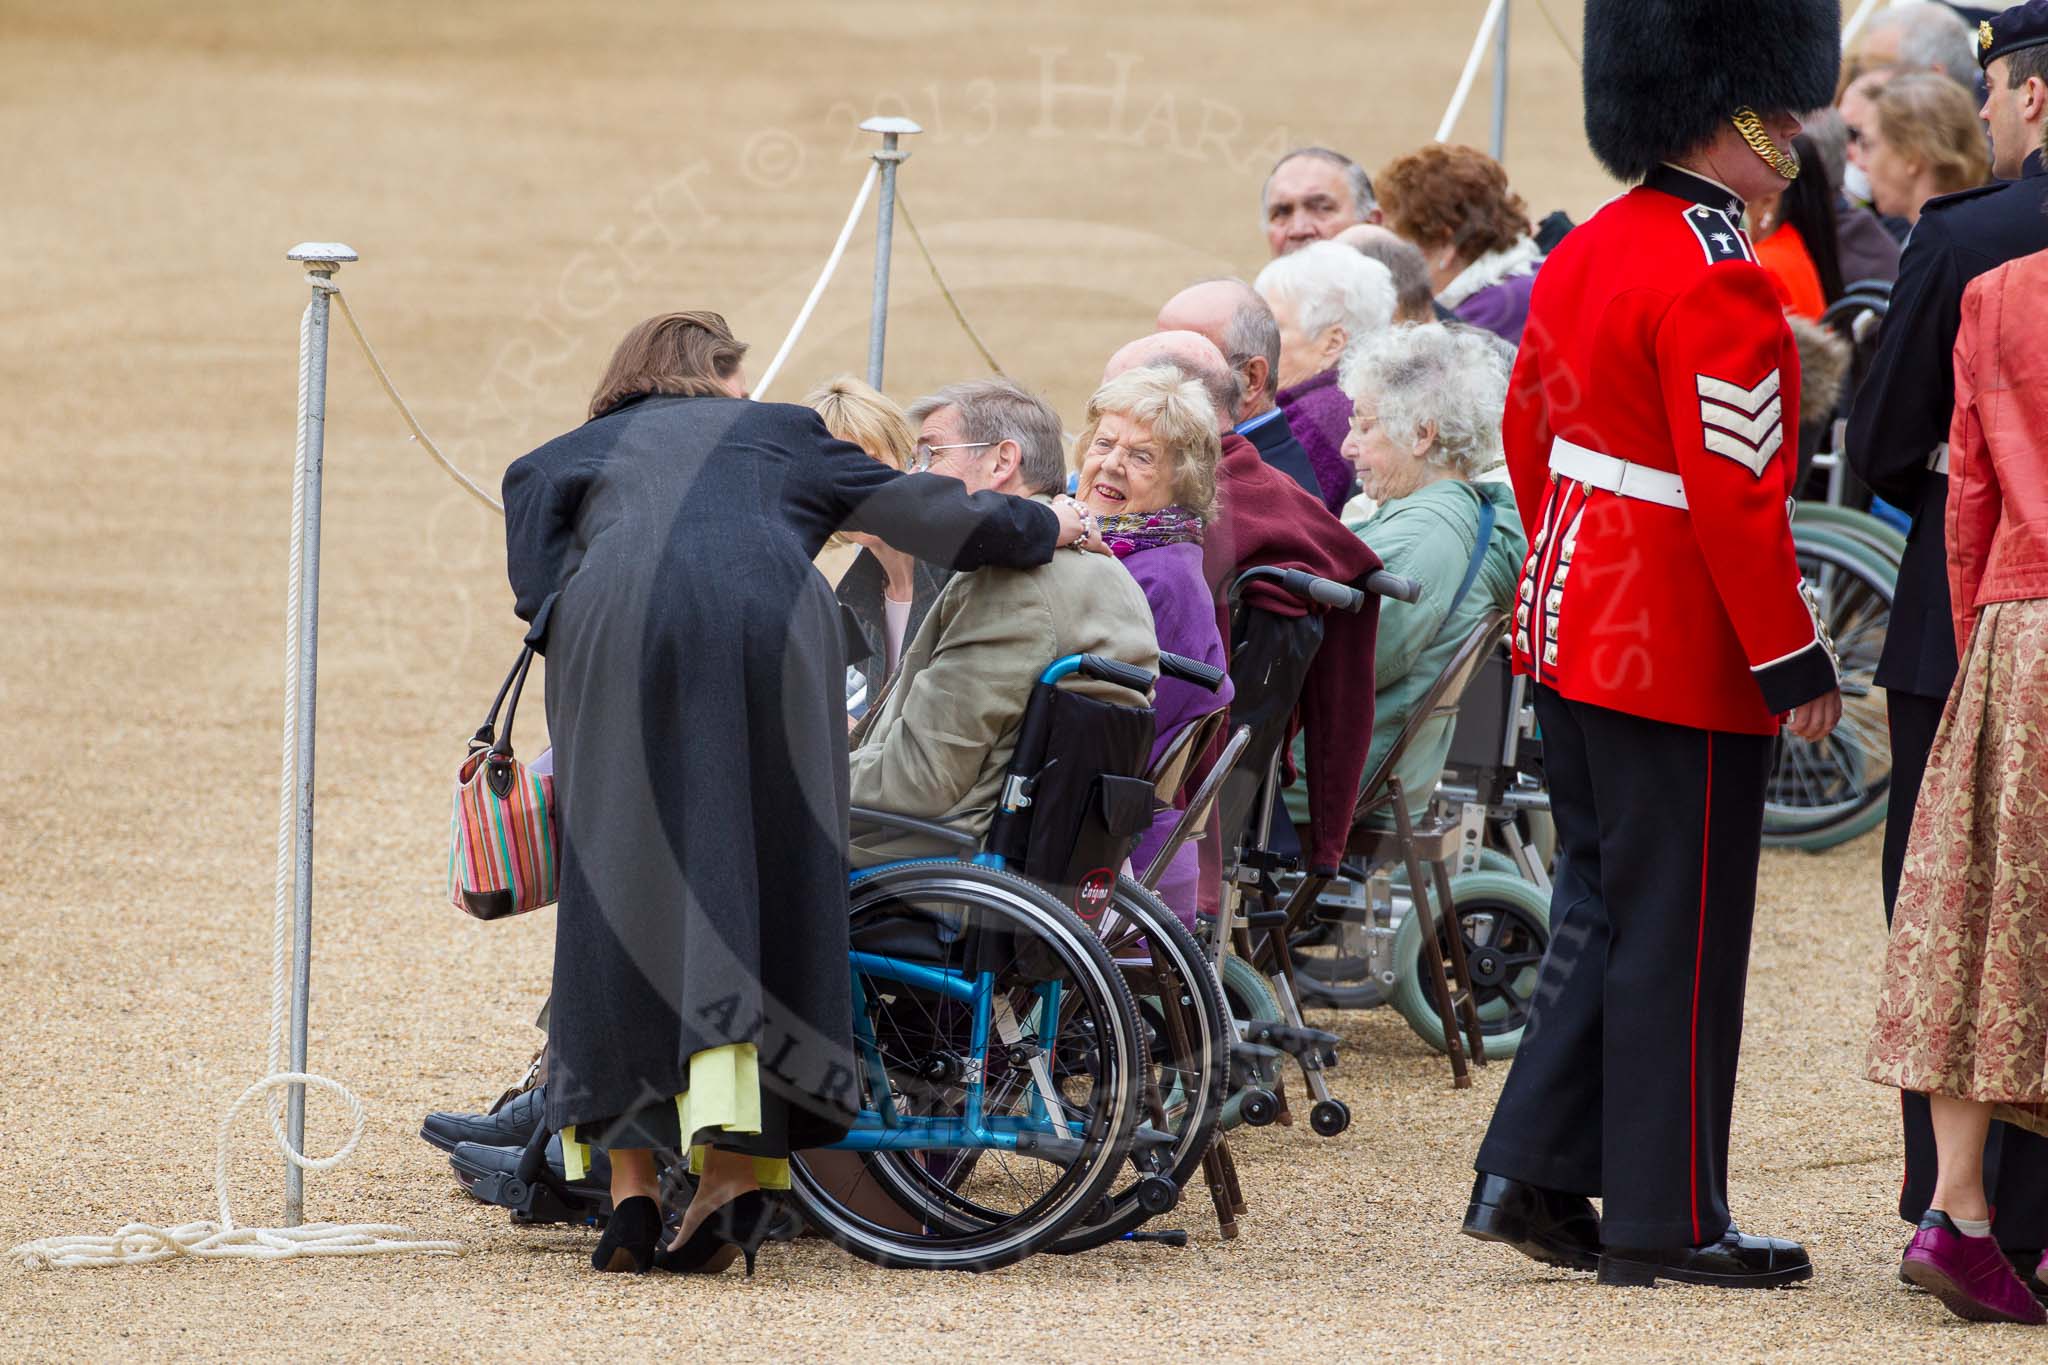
[1445, 492, 1495, 618]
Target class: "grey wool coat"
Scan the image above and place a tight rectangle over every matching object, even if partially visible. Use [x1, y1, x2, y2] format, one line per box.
[502, 393, 1061, 1150]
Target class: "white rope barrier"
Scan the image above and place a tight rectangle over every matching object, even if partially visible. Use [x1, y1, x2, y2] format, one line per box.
[7, 293, 462, 1272]
[327, 284, 504, 514]
[752, 163, 880, 401]
[1843, 0, 1885, 47]
[1436, 0, 1510, 143]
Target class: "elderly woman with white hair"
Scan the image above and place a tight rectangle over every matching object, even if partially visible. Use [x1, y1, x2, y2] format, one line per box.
[1072, 365, 1234, 925]
[1254, 240, 1397, 513]
[1287, 324, 1526, 829]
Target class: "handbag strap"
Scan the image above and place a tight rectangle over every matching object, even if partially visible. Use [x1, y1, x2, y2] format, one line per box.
[473, 646, 537, 756]
[1444, 492, 1496, 619]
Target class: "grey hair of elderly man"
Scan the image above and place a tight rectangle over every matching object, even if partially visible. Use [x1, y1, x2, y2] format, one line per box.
[1860, 1, 1979, 87]
[1336, 223, 1440, 325]
[1102, 330, 1241, 431]
[1155, 279, 1282, 421]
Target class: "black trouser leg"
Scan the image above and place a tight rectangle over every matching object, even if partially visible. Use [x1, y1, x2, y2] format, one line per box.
[1886, 689, 2048, 1251]
[1476, 686, 1610, 1196]
[1476, 689, 1772, 1249]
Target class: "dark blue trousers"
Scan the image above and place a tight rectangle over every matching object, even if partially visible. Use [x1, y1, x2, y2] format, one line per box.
[1475, 686, 1773, 1249]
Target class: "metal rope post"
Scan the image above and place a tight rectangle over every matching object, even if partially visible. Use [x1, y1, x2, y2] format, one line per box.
[862, 116, 921, 390]
[1490, 0, 1511, 160]
[282, 241, 354, 1226]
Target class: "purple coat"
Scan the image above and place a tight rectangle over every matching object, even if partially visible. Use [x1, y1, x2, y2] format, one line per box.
[1120, 541, 1233, 924]
[1275, 368, 1357, 513]
[1452, 271, 1537, 345]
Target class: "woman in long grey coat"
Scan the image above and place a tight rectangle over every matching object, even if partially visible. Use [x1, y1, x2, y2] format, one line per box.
[502, 312, 1089, 1274]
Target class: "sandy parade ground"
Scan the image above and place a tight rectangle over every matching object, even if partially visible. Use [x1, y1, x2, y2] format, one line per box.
[1, 0, 2032, 1359]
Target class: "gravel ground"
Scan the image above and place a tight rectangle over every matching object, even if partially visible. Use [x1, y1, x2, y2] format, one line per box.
[5, 2, 2035, 1359]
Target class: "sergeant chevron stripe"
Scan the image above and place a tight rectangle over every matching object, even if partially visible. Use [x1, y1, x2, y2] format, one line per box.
[1696, 370, 1783, 475]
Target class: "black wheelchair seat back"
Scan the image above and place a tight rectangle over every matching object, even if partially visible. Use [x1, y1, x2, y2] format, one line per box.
[1220, 605, 1324, 846]
[986, 683, 1156, 920]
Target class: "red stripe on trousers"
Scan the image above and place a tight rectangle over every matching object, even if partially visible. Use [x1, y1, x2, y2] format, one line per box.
[1689, 734, 1714, 1245]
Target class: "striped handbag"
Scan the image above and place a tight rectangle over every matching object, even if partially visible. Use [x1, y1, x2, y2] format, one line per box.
[448, 646, 559, 920]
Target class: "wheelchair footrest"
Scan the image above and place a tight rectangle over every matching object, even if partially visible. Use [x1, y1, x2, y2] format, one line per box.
[1241, 1020, 1341, 1061]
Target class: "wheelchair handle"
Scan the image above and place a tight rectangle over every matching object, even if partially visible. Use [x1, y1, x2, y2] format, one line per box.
[1156, 651, 1226, 693]
[1064, 653, 1155, 694]
[1282, 568, 1366, 612]
[1364, 570, 1422, 604]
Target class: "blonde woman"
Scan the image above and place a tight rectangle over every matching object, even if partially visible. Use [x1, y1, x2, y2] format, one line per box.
[1071, 365, 1233, 924]
[805, 377, 950, 711]
[1863, 72, 1992, 225]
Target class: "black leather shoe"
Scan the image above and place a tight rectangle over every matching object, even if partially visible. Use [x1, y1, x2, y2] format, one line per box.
[1461, 1173, 1600, 1271]
[420, 1085, 546, 1153]
[1599, 1228, 1812, 1288]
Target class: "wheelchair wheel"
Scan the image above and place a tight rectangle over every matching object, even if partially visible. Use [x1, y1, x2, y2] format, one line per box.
[1763, 539, 1893, 851]
[1291, 881, 1387, 1010]
[1388, 871, 1550, 1058]
[790, 862, 1144, 1272]
[1793, 502, 1907, 564]
[1049, 879, 1231, 1253]
[1218, 953, 1285, 1131]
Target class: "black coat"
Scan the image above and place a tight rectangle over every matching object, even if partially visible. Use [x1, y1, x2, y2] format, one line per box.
[503, 393, 1059, 1147]
[834, 548, 950, 715]
[1846, 154, 2048, 700]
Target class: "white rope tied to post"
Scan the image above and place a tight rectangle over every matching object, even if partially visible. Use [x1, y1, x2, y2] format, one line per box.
[752, 163, 879, 401]
[9, 292, 461, 1271]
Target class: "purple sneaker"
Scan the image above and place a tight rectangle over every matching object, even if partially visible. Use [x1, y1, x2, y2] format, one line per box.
[1900, 1212, 2047, 1325]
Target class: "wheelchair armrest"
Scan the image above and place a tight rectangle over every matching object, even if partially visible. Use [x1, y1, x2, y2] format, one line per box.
[846, 806, 980, 852]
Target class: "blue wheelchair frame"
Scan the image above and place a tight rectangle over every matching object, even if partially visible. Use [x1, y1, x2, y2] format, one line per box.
[825, 654, 1117, 1163]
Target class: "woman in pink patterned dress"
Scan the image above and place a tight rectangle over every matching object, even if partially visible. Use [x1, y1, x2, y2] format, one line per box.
[1867, 243, 2048, 1326]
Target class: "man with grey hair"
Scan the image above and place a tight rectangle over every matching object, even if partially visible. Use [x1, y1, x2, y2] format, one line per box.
[849, 378, 1158, 863]
[1101, 329, 1241, 425]
[1859, 1, 1984, 88]
[1263, 146, 1381, 257]
[1337, 223, 1446, 323]
[1156, 279, 1329, 503]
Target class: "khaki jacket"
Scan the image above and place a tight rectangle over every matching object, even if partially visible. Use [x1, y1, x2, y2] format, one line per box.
[849, 509, 1160, 864]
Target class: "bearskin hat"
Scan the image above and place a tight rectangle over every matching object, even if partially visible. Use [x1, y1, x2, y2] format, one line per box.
[1583, 0, 1842, 181]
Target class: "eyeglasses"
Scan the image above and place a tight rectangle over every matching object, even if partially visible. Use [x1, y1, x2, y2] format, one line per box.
[910, 440, 994, 473]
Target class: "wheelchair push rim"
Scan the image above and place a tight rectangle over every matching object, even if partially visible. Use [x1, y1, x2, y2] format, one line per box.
[791, 862, 1145, 1272]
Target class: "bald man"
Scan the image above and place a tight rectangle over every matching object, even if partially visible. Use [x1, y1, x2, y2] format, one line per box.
[1155, 280, 1327, 503]
[1101, 329, 1242, 425]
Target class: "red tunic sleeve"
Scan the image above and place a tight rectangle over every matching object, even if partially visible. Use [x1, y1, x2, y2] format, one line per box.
[1946, 278, 1999, 658]
[1654, 262, 1836, 713]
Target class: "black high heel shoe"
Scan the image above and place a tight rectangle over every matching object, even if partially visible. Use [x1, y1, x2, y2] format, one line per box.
[655, 1189, 779, 1277]
[590, 1195, 662, 1273]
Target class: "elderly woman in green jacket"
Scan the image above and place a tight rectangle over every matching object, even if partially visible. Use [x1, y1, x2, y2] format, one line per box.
[1286, 323, 1526, 827]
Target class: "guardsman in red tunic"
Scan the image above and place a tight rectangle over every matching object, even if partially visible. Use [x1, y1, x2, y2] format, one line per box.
[1461, 0, 1844, 1289]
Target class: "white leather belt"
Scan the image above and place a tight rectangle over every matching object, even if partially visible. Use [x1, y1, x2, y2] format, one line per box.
[1930, 442, 1950, 475]
[1549, 438, 1688, 510]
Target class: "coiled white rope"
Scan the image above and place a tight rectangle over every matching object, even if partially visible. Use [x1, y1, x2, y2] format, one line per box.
[9, 297, 461, 1271]
[752, 163, 879, 401]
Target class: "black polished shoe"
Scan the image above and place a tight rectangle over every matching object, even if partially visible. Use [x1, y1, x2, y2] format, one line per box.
[1599, 1228, 1812, 1288]
[420, 1085, 546, 1153]
[590, 1195, 662, 1273]
[1461, 1173, 1601, 1271]
[2010, 1249, 2048, 1304]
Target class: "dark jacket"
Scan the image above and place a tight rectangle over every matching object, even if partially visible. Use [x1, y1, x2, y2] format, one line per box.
[1239, 408, 1323, 502]
[834, 548, 950, 712]
[501, 394, 1059, 1144]
[1846, 158, 2048, 699]
[1835, 200, 1902, 287]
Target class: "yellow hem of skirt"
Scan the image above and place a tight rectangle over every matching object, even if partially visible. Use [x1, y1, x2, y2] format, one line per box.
[561, 1043, 790, 1190]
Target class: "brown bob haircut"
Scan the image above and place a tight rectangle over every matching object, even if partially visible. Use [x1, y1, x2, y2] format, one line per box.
[1376, 144, 1532, 265]
[588, 310, 749, 420]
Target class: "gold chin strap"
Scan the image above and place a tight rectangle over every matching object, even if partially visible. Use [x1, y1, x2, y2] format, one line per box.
[1733, 107, 1801, 180]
